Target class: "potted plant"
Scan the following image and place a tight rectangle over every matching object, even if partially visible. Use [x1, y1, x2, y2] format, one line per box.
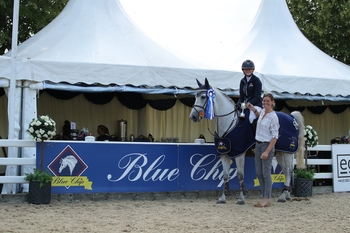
[294, 167, 315, 197]
[24, 115, 56, 204]
[294, 125, 318, 197]
[24, 168, 53, 187]
[294, 167, 315, 180]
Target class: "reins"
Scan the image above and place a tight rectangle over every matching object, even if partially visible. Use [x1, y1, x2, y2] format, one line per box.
[214, 109, 239, 138]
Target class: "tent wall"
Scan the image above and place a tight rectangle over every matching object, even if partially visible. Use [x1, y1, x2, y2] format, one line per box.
[301, 107, 350, 144]
[35, 92, 350, 145]
[2, 91, 350, 145]
[37, 92, 215, 143]
[284, 99, 350, 143]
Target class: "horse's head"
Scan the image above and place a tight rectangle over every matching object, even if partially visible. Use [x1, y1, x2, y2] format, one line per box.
[58, 155, 78, 175]
[189, 78, 212, 122]
[58, 158, 67, 173]
[190, 78, 239, 137]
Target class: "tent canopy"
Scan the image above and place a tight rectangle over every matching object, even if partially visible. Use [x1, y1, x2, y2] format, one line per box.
[1, 0, 236, 91]
[214, 0, 350, 98]
[1, 0, 350, 100]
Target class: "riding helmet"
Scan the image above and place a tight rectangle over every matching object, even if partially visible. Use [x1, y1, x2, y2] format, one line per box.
[241, 60, 255, 70]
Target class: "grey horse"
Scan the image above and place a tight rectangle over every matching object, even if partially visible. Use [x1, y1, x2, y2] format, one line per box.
[189, 78, 305, 204]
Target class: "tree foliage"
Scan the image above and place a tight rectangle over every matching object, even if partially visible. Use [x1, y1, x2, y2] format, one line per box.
[0, 0, 68, 54]
[287, 0, 350, 65]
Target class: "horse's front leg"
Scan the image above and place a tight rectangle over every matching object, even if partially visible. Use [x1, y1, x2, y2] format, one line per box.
[275, 152, 293, 202]
[235, 154, 247, 205]
[217, 154, 231, 204]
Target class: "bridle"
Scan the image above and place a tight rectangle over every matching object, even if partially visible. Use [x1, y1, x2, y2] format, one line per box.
[192, 89, 239, 137]
[191, 90, 208, 117]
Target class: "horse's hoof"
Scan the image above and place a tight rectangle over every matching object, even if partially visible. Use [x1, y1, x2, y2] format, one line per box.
[277, 198, 286, 203]
[285, 194, 291, 201]
[283, 191, 291, 201]
[236, 200, 245, 205]
[217, 200, 227, 204]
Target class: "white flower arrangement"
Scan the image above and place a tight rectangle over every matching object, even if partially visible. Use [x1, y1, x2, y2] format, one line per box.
[27, 115, 56, 142]
[304, 125, 318, 148]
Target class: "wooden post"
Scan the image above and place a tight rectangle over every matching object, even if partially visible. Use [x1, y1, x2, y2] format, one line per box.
[39, 141, 45, 172]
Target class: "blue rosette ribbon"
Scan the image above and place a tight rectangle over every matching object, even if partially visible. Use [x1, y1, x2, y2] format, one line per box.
[205, 89, 215, 120]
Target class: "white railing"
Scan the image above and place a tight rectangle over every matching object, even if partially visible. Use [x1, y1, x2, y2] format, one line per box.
[295, 145, 333, 180]
[0, 139, 36, 184]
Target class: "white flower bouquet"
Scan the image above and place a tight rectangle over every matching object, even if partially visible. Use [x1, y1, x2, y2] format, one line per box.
[27, 115, 56, 142]
[304, 125, 318, 148]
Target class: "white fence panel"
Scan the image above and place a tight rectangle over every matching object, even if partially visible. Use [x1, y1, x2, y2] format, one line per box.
[0, 139, 36, 184]
[294, 145, 333, 179]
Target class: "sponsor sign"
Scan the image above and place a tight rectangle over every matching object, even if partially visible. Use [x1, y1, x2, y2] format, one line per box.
[332, 144, 350, 192]
[37, 141, 285, 194]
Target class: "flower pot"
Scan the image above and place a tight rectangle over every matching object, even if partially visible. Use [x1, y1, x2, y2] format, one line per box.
[28, 181, 52, 204]
[294, 178, 313, 197]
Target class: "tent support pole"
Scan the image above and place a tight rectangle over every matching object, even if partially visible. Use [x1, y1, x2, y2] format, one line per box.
[3, 0, 20, 194]
[8, 0, 20, 140]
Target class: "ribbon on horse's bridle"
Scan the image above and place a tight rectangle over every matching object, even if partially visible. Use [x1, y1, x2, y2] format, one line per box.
[192, 89, 239, 138]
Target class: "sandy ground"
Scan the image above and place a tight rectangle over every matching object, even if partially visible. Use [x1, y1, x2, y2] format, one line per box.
[1, 191, 349, 233]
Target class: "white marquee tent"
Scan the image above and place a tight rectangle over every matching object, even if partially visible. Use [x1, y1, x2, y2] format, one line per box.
[1, 0, 350, 99]
[119, 0, 350, 101]
[213, 0, 350, 100]
[1, 0, 350, 194]
[0, 0, 235, 91]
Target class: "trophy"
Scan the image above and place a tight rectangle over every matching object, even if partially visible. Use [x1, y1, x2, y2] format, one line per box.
[239, 102, 246, 118]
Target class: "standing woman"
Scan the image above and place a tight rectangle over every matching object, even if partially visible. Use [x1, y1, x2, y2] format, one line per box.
[247, 93, 279, 207]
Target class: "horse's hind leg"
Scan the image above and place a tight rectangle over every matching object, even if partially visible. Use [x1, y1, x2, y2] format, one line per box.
[235, 154, 246, 205]
[275, 152, 293, 202]
[217, 154, 231, 204]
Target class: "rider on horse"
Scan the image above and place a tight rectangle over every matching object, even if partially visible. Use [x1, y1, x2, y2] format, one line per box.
[237, 60, 263, 133]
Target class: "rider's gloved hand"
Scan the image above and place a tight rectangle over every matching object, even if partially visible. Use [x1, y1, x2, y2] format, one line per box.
[236, 102, 242, 111]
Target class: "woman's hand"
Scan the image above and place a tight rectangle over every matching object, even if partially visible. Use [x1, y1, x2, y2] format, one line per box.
[260, 152, 268, 160]
[246, 102, 254, 110]
[247, 102, 256, 112]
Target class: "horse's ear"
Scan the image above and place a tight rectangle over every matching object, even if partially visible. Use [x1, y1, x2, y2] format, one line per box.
[196, 78, 203, 88]
[204, 78, 210, 89]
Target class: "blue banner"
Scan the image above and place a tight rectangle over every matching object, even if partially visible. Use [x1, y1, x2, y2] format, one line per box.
[37, 142, 285, 194]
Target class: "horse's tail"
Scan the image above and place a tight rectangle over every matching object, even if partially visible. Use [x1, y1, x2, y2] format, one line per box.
[291, 111, 306, 169]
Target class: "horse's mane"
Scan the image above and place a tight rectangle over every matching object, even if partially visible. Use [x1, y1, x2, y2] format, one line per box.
[212, 87, 236, 107]
[64, 155, 78, 165]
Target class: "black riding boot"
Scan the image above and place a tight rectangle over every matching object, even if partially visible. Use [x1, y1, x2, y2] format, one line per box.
[250, 118, 258, 154]
[251, 118, 258, 136]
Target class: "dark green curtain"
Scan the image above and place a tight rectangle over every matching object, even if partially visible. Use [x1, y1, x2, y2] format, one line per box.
[84, 92, 115, 105]
[45, 89, 80, 100]
[116, 92, 148, 110]
[41, 89, 350, 113]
